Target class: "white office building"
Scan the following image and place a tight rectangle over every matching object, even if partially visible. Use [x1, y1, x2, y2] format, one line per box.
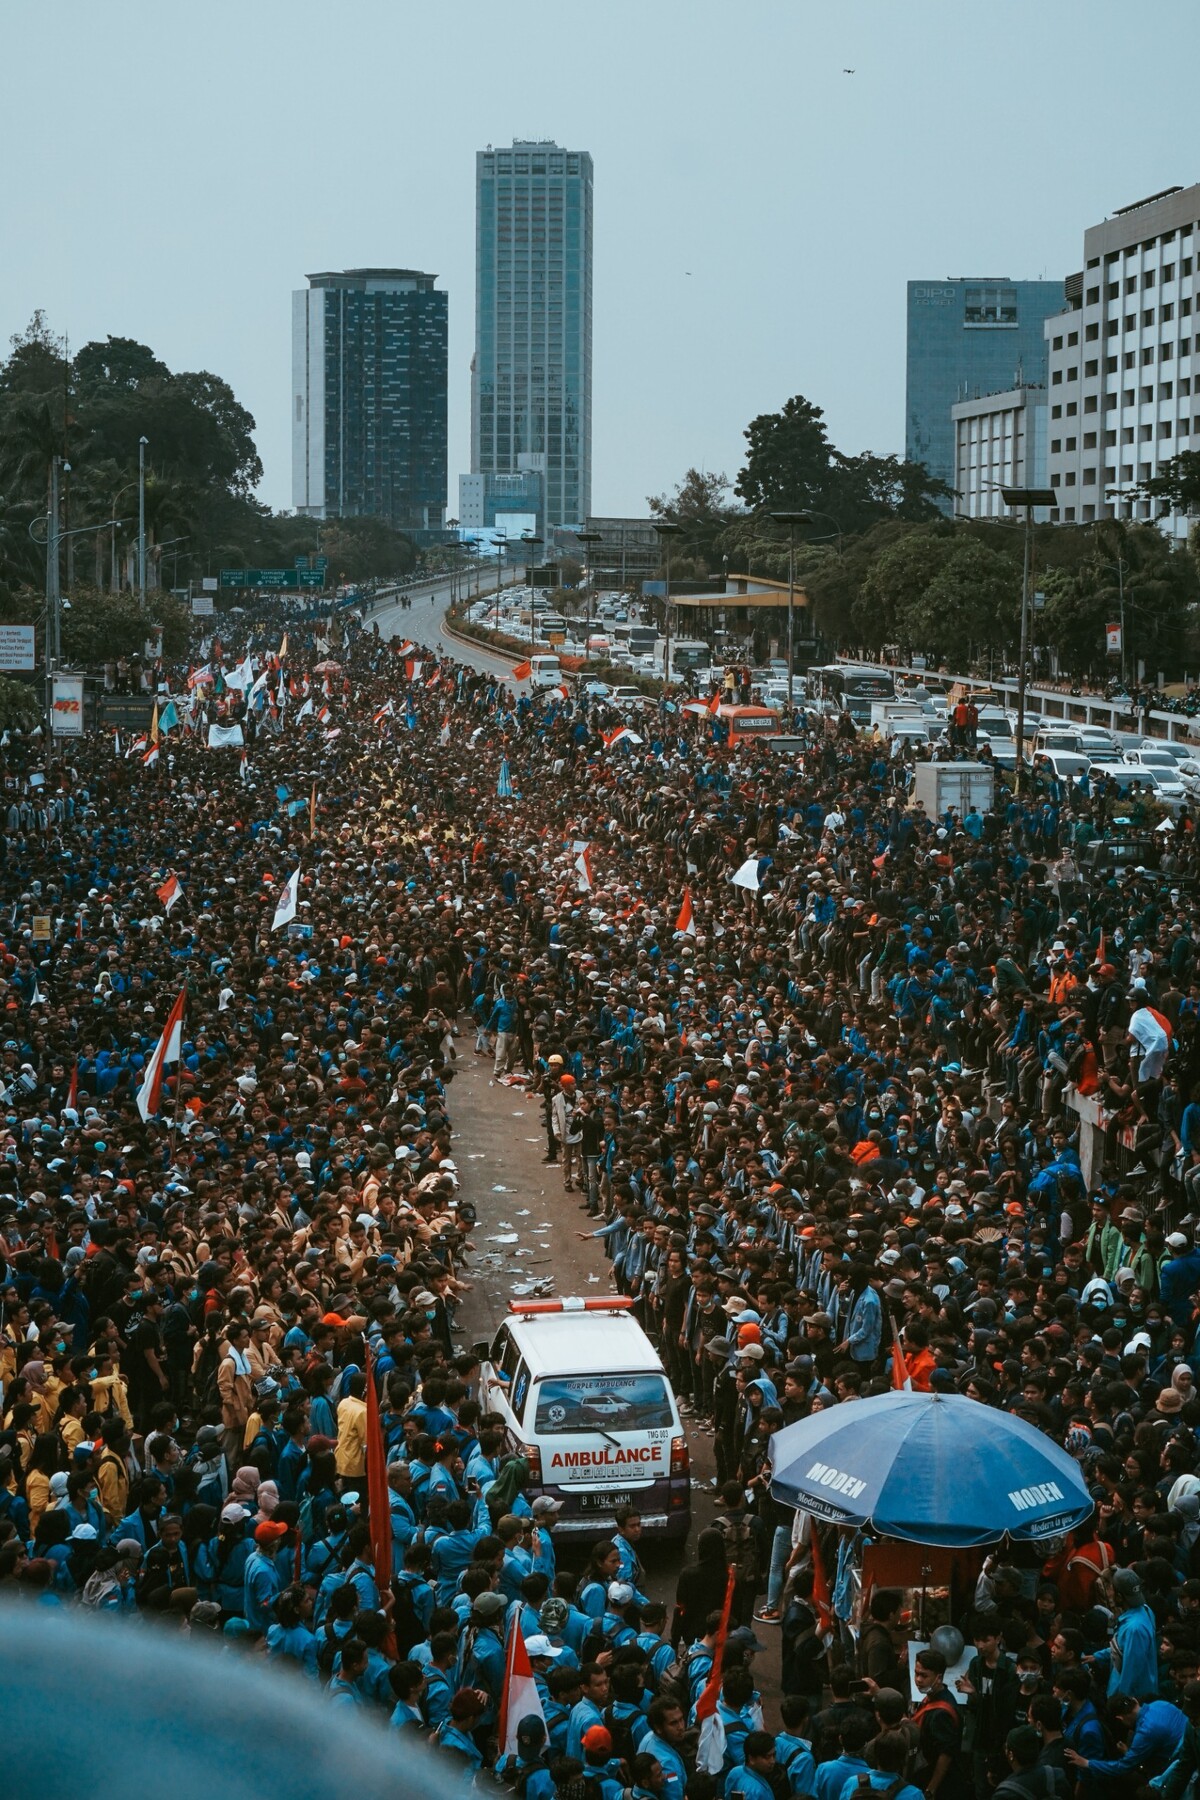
[1044, 183, 1200, 539]
[952, 385, 1048, 519]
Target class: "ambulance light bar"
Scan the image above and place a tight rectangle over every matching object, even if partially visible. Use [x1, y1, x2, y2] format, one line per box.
[508, 1297, 634, 1315]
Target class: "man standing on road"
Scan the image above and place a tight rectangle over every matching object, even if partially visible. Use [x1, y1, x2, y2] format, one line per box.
[488, 983, 519, 1078]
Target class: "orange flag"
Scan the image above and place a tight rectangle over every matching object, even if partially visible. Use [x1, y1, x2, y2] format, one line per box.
[891, 1318, 913, 1391]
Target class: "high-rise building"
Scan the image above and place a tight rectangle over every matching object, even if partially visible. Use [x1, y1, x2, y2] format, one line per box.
[472, 141, 593, 529]
[292, 268, 447, 530]
[905, 278, 1065, 504]
[951, 385, 1048, 519]
[1043, 183, 1200, 540]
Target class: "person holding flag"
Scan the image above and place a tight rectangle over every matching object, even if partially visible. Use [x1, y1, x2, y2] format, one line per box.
[272, 867, 300, 931]
[135, 988, 186, 1122]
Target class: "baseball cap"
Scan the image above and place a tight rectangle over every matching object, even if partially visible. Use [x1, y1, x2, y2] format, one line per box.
[1167, 1232, 1190, 1252]
[582, 1727, 613, 1754]
[473, 1590, 507, 1619]
[524, 1635, 564, 1660]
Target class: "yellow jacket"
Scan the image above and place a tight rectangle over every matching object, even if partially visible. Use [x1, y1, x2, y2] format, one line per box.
[96, 1449, 129, 1527]
[26, 1467, 52, 1532]
[335, 1395, 367, 1477]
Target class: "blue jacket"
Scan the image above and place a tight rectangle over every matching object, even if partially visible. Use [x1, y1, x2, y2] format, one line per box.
[243, 1547, 285, 1632]
[1092, 1602, 1158, 1699]
[1088, 1699, 1186, 1781]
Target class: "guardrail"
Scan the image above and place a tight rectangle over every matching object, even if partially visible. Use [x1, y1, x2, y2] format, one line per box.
[848, 658, 1199, 744]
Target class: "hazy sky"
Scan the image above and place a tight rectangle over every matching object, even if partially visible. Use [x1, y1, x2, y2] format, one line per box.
[3, 0, 1198, 522]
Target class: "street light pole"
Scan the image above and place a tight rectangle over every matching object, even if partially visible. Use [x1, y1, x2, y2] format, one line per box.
[522, 535, 543, 652]
[577, 529, 602, 646]
[1001, 486, 1057, 793]
[653, 522, 681, 688]
[137, 436, 148, 603]
[770, 510, 808, 708]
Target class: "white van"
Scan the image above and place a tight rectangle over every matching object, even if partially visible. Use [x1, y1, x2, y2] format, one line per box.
[528, 654, 563, 690]
[476, 1297, 691, 1541]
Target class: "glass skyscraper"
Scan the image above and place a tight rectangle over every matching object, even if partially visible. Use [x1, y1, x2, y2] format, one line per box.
[472, 141, 593, 529]
[292, 268, 447, 530]
[905, 278, 1064, 506]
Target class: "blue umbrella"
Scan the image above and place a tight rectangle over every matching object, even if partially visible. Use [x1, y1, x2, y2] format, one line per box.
[768, 1392, 1093, 1548]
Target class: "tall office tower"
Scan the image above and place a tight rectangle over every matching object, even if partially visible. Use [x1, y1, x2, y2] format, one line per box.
[905, 277, 1065, 505]
[292, 268, 447, 530]
[472, 141, 593, 529]
[1043, 183, 1200, 540]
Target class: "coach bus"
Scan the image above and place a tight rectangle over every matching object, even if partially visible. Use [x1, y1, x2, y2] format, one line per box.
[810, 663, 897, 723]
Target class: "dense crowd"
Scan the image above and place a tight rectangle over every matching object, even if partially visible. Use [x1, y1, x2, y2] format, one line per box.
[4, 594, 1200, 1800]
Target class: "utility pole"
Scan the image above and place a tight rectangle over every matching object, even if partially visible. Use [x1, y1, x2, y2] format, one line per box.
[1001, 485, 1056, 793]
[138, 436, 148, 603]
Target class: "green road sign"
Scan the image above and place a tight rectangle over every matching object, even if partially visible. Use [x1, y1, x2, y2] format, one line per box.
[219, 567, 326, 590]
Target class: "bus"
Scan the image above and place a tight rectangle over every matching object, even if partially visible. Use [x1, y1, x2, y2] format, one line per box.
[661, 638, 711, 681]
[810, 664, 896, 723]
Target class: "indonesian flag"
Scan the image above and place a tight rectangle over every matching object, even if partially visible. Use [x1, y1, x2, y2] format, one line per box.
[316, 705, 331, 725]
[707, 689, 722, 715]
[676, 887, 695, 936]
[602, 725, 642, 749]
[187, 664, 212, 690]
[545, 684, 569, 703]
[395, 639, 415, 658]
[156, 872, 183, 914]
[135, 987, 186, 1122]
[497, 1608, 546, 1758]
[272, 866, 300, 931]
[575, 844, 594, 891]
[127, 734, 148, 757]
[405, 659, 423, 682]
[440, 715, 451, 746]
[66, 1062, 78, 1114]
[142, 743, 159, 769]
[891, 1315, 912, 1391]
[372, 700, 394, 725]
[695, 1568, 736, 1773]
[511, 660, 532, 681]
[364, 1344, 396, 1655]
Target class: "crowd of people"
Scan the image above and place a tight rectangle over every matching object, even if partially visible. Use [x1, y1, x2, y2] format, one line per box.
[3, 590, 1200, 1799]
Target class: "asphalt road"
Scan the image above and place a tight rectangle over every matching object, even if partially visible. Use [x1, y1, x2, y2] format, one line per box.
[369, 570, 530, 683]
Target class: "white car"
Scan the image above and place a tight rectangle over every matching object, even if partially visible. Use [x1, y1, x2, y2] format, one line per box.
[476, 1297, 690, 1541]
[606, 685, 649, 710]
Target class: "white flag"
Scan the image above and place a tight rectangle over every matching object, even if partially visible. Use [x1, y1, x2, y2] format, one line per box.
[272, 867, 300, 931]
[207, 722, 244, 749]
[731, 856, 761, 892]
[296, 697, 314, 721]
[223, 654, 256, 692]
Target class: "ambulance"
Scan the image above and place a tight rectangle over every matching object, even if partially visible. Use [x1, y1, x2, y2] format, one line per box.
[476, 1297, 691, 1540]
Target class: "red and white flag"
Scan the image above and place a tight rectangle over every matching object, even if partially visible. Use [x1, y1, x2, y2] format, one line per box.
[395, 640, 415, 659]
[405, 659, 424, 682]
[575, 844, 594, 891]
[707, 689, 722, 716]
[695, 1568, 736, 1773]
[439, 715, 451, 746]
[316, 705, 331, 725]
[156, 872, 183, 914]
[142, 743, 159, 769]
[135, 988, 186, 1122]
[496, 1610, 545, 1759]
[602, 725, 642, 749]
[891, 1317, 912, 1392]
[66, 1062, 78, 1114]
[372, 700, 394, 725]
[676, 887, 695, 936]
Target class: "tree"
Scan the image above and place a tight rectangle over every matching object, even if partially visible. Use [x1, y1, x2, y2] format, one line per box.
[735, 396, 836, 512]
[830, 452, 955, 533]
[853, 528, 951, 648]
[906, 537, 1019, 664]
[648, 468, 741, 568]
[0, 676, 41, 735]
[318, 516, 416, 584]
[1133, 451, 1200, 515]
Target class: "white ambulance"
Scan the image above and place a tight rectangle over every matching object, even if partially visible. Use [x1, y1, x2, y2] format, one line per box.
[476, 1297, 691, 1541]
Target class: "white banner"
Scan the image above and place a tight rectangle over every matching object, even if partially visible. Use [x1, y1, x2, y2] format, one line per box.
[50, 674, 85, 736]
[207, 722, 244, 749]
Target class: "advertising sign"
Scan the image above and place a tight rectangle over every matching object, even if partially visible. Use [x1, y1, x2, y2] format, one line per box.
[0, 625, 36, 671]
[50, 674, 85, 736]
[1106, 623, 1122, 654]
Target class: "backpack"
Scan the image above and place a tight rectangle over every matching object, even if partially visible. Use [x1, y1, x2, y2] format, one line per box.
[603, 1703, 639, 1767]
[192, 1339, 222, 1415]
[851, 1779, 904, 1800]
[660, 1643, 709, 1713]
[315, 1619, 343, 1677]
[390, 1576, 425, 1657]
[716, 1511, 761, 1586]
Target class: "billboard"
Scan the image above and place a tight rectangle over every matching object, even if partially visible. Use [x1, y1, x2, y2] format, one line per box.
[50, 674, 85, 736]
[0, 625, 36, 671]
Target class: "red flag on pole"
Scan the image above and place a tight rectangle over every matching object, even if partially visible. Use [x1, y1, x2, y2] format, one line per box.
[364, 1344, 396, 1651]
[497, 1605, 547, 1756]
[676, 887, 695, 935]
[66, 1062, 78, 1114]
[694, 1566, 736, 1724]
[811, 1526, 833, 1639]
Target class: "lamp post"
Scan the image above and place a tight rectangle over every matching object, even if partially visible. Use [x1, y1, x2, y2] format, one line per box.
[1000, 485, 1057, 793]
[577, 528, 602, 645]
[522, 534, 543, 652]
[446, 519, 459, 607]
[769, 509, 808, 708]
[491, 529, 507, 631]
[653, 521, 681, 689]
[137, 437, 148, 603]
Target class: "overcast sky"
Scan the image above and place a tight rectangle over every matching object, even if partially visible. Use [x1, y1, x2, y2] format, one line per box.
[3, 0, 1197, 521]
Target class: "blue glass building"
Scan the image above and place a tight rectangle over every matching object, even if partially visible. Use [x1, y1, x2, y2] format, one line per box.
[472, 142, 593, 529]
[905, 278, 1065, 506]
[292, 268, 447, 530]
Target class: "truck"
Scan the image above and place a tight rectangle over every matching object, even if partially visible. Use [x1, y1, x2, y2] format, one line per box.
[911, 761, 995, 821]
